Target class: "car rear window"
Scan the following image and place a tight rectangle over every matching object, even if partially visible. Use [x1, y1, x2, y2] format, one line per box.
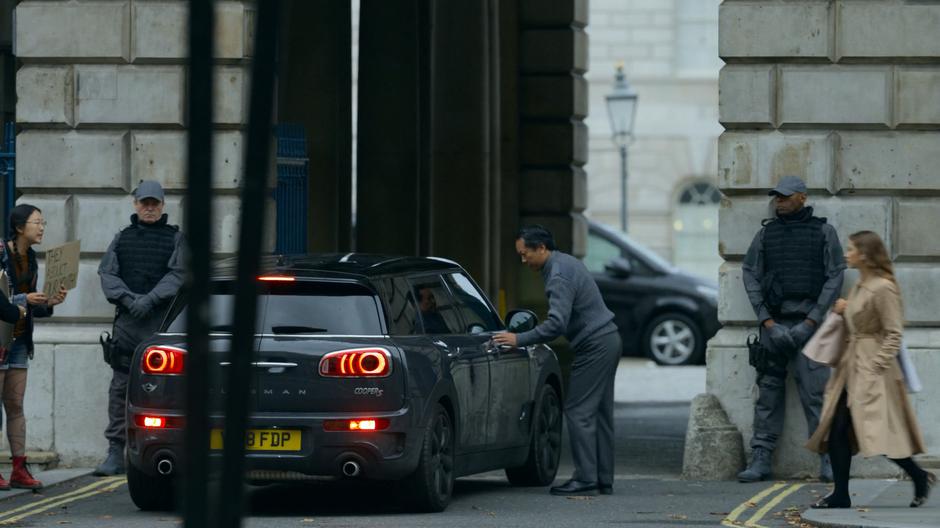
[165, 281, 385, 335]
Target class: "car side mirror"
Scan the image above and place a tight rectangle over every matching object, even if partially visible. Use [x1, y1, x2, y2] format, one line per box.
[505, 309, 538, 333]
[605, 257, 632, 279]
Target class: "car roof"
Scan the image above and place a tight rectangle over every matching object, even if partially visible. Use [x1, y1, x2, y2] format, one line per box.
[211, 253, 463, 281]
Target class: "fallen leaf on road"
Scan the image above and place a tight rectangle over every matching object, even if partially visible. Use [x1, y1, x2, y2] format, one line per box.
[301, 519, 316, 524]
[745, 501, 758, 507]
[669, 514, 688, 520]
[856, 508, 869, 512]
[99, 516, 113, 520]
[709, 511, 729, 515]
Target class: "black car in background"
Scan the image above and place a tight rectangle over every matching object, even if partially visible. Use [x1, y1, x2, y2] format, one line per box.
[125, 255, 563, 513]
[585, 221, 721, 366]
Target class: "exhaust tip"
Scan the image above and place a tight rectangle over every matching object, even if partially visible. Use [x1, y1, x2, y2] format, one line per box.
[341, 460, 361, 477]
[156, 457, 174, 476]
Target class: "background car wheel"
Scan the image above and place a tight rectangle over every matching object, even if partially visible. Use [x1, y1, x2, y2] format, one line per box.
[643, 312, 704, 366]
[403, 403, 454, 512]
[127, 462, 174, 511]
[505, 383, 562, 486]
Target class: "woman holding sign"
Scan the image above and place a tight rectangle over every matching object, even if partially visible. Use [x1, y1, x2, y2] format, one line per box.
[0, 204, 67, 490]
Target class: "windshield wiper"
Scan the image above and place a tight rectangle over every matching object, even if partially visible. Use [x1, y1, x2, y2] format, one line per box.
[271, 325, 328, 334]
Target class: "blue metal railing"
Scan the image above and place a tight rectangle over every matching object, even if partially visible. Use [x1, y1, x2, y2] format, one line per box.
[0, 122, 16, 232]
[274, 123, 308, 255]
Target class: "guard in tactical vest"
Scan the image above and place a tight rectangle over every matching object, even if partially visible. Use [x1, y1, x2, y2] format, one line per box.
[94, 181, 185, 476]
[738, 176, 846, 483]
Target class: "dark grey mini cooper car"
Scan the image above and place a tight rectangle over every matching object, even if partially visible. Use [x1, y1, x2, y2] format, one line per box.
[125, 254, 563, 512]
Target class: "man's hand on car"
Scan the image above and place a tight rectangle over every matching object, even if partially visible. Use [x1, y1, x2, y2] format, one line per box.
[491, 332, 518, 347]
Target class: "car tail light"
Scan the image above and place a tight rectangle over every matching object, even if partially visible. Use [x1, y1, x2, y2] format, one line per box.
[134, 415, 183, 429]
[258, 275, 295, 282]
[142, 346, 186, 375]
[319, 348, 392, 378]
[323, 419, 390, 432]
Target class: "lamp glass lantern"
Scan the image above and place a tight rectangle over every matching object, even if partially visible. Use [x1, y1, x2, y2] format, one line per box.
[605, 65, 638, 233]
[605, 66, 638, 147]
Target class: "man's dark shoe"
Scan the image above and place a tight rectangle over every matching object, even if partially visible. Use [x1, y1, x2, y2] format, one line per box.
[737, 447, 772, 483]
[550, 479, 598, 496]
[599, 484, 613, 495]
[93, 443, 126, 476]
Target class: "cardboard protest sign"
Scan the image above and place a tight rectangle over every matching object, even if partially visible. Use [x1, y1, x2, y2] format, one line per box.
[43, 240, 81, 298]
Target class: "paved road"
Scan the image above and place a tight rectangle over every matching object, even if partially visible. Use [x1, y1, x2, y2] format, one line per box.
[0, 359, 831, 527]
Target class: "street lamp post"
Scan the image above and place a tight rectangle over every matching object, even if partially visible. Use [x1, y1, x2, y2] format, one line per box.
[605, 65, 638, 233]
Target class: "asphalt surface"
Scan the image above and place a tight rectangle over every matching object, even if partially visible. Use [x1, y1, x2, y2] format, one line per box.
[0, 359, 834, 527]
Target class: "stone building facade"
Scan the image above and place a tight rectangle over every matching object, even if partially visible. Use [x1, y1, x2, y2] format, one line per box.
[585, 0, 723, 280]
[7, 1, 256, 464]
[707, 0, 940, 477]
[4, 0, 591, 466]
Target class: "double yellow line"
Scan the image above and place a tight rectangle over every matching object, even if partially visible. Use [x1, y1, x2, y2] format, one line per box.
[722, 481, 804, 528]
[0, 476, 126, 526]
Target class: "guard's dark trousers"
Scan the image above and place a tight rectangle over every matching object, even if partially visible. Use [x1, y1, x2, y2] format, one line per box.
[565, 331, 622, 486]
[752, 317, 829, 451]
[105, 369, 129, 444]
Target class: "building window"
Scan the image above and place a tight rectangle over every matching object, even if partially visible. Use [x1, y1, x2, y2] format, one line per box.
[673, 181, 721, 282]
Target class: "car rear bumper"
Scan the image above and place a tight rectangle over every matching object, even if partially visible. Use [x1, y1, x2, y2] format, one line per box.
[126, 403, 425, 481]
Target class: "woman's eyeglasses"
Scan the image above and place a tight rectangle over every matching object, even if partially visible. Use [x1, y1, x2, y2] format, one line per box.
[26, 220, 47, 227]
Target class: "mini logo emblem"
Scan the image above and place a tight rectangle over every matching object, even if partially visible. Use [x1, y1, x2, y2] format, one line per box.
[354, 387, 384, 397]
[142, 383, 158, 393]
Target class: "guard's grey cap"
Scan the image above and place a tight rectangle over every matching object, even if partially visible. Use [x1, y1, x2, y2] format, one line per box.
[768, 175, 807, 197]
[134, 180, 165, 202]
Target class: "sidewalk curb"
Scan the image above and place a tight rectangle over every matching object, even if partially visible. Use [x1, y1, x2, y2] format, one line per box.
[0, 468, 95, 503]
[800, 479, 936, 528]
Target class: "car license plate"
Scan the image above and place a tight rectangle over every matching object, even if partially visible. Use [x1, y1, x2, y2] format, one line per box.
[209, 428, 301, 451]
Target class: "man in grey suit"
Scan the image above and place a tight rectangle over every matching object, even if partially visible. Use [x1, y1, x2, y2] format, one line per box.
[493, 225, 621, 496]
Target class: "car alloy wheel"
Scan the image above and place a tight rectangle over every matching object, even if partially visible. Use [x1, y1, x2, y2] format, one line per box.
[648, 315, 698, 366]
[429, 411, 454, 501]
[536, 389, 562, 476]
[405, 404, 455, 512]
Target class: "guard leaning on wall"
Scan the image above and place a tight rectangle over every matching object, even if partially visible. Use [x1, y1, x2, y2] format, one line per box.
[94, 181, 186, 476]
[738, 176, 846, 483]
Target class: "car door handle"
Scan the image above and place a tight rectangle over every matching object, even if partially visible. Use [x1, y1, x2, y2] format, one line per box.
[485, 344, 512, 354]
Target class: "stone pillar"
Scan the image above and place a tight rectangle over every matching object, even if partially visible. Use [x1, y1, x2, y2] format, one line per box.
[13, 0, 257, 463]
[518, 0, 589, 260]
[279, 0, 352, 253]
[356, 0, 428, 256]
[702, 0, 940, 478]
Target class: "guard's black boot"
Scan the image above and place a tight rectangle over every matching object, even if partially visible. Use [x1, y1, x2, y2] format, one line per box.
[737, 447, 772, 483]
[93, 442, 126, 476]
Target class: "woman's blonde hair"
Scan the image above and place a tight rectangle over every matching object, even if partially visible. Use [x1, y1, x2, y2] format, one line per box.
[849, 230, 896, 284]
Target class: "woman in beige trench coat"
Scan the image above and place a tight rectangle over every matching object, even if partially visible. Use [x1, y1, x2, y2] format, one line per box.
[806, 231, 935, 508]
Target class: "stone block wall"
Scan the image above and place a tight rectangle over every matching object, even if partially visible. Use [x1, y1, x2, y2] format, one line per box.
[13, 0, 261, 464]
[713, 0, 940, 477]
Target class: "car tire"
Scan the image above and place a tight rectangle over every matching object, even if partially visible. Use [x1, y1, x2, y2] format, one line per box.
[505, 383, 563, 487]
[127, 461, 175, 511]
[643, 312, 704, 366]
[403, 403, 455, 512]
